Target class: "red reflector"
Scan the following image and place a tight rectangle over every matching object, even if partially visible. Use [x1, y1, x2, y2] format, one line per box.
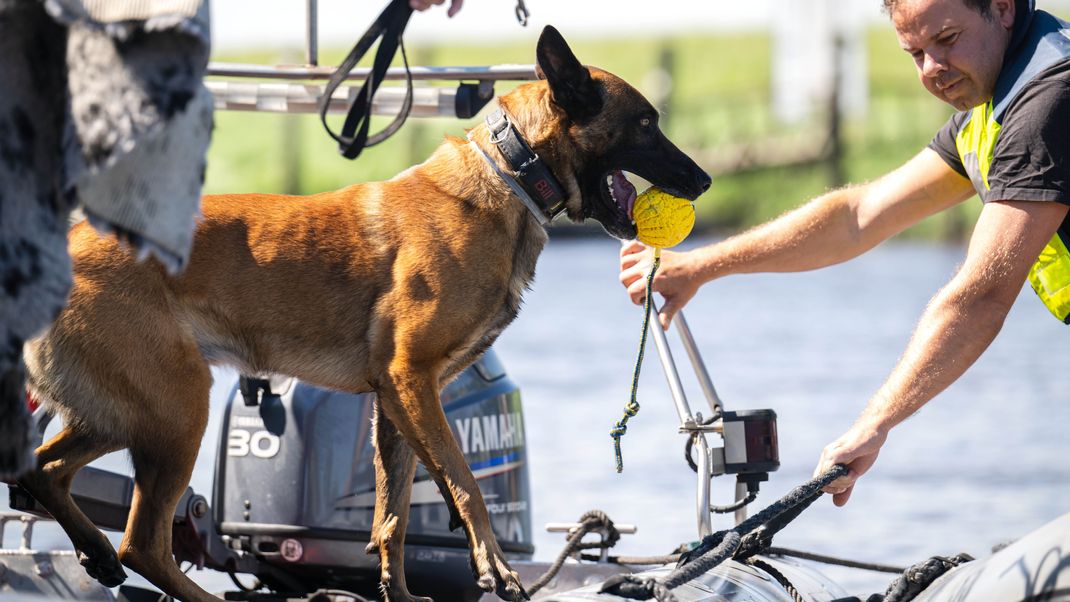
[26, 390, 40, 413]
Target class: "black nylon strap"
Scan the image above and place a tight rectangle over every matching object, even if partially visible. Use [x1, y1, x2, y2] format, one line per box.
[319, 0, 414, 160]
[486, 109, 568, 221]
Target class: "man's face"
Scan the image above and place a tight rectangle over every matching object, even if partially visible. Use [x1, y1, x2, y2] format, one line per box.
[892, 0, 1016, 110]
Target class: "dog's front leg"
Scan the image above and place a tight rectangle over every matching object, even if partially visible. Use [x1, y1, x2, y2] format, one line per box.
[380, 369, 527, 602]
[367, 398, 430, 602]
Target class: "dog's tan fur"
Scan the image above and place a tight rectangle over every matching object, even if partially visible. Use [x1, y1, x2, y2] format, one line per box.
[20, 27, 708, 602]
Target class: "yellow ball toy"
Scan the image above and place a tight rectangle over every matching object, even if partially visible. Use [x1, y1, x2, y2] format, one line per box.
[633, 187, 695, 249]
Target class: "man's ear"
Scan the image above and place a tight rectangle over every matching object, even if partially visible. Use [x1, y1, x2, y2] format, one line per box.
[535, 25, 603, 120]
[994, 0, 1016, 29]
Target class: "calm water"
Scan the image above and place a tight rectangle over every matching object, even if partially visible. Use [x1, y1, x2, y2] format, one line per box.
[6, 235, 1070, 597]
[498, 235, 1070, 594]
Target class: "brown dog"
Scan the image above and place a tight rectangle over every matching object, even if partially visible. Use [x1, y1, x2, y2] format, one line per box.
[20, 26, 709, 602]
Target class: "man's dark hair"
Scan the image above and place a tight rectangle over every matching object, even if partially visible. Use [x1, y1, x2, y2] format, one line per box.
[883, 0, 993, 18]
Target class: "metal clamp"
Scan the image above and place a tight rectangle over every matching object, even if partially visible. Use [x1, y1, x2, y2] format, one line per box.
[545, 522, 636, 562]
[679, 415, 724, 435]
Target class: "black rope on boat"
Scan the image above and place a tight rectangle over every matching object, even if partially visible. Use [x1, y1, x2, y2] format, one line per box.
[599, 532, 740, 602]
[765, 546, 907, 574]
[578, 552, 681, 565]
[683, 414, 721, 473]
[527, 510, 622, 596]
[710, 489, 757, 514]
[599, 464, 849, 602]
[833, 553, 975, 602]
[683, 416, 760, 514]
[746, 557, 805, 602]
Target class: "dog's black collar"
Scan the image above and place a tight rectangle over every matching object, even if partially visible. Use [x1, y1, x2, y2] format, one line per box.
[484, 108, 568, 223]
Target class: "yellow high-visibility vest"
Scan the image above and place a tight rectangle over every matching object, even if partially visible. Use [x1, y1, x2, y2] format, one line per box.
[953, 11, 1070, 323]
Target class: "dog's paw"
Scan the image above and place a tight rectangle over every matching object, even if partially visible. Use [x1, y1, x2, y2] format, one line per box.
[496, 578, 529, 602]
[474, 573, 527, 601]
[473, 552, 526, 601]
[78, 550, 128, 587]
[476, 575, 495, 592]
[365, 540, 380, 555]
[493, 567, 528, 602]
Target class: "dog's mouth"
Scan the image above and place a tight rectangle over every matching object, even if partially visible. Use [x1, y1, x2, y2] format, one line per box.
[605, 169, 638, 222]
[587, 169, 639, 240]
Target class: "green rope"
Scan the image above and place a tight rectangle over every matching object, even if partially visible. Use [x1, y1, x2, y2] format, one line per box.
[611, 251, 661, 473]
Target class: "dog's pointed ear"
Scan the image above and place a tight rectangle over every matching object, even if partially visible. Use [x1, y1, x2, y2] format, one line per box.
[535, 25, 602, 120]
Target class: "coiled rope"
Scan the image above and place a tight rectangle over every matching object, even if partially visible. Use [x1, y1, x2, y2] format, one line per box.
[527, 510, 622, 596]
[836, 553, 975, 602]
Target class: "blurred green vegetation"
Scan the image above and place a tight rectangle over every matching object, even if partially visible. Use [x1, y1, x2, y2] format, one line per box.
[205, 26, 980, 241]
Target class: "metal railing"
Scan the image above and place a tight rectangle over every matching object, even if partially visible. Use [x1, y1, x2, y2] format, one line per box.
[206, 0, 539, 117]
[0, 512, 38, 551]
[647, 307, 782, 540]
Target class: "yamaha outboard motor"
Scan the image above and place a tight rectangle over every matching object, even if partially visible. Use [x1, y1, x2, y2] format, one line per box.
[214, 349, 532, 600]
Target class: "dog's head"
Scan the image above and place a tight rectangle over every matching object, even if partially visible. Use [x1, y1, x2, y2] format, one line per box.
[498, 26, 711, 240]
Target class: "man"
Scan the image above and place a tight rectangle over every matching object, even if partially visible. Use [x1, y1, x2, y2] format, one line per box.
[619, 0, 1070, 506]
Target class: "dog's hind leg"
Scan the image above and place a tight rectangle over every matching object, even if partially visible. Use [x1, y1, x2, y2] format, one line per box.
[367, 398, 431, 602]
[379, 369, 527, 602]
[118, 374, 220, 602]
[18, 426, 126, 586]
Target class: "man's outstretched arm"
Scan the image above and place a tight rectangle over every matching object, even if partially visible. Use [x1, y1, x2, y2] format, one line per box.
[816, 198, 1069, 506]
[620, 148, 975, 328]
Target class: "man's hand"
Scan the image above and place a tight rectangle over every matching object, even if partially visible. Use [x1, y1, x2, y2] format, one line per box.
[410, 0, 463, 17]
[814, 417, 889, 507]
[619, 241, 702, 330]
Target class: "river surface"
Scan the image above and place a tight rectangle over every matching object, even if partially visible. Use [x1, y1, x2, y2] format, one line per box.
[6, 235, 1070, 597]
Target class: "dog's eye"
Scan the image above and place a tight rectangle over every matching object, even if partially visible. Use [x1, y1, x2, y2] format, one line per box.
[639, 117, 653, 128]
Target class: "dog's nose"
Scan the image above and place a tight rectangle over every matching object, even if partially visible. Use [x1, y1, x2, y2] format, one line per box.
[697, 172, 712, 193]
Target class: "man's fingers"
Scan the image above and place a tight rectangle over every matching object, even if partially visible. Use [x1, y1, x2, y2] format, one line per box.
[620, 253, 644, 272]
[822, 474, 854, 494]
[626, 278, 648, 306]
[619, 247, 651, 273]
[832, 485, 854, 507]
[814, 423, 887, 509]
[620, 260, 654, 296]
[658, 301, 679, 331]
[620, 239, 646, 256]
[619, 264, 644, 288]
[447, 0, 463, 16]
[818, 459, 856, 495]
[657, 311, 673, 331]
[619, 240, 654, 303]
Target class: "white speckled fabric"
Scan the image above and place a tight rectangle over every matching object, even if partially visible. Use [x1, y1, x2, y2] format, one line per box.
[0, 0, 211, 479]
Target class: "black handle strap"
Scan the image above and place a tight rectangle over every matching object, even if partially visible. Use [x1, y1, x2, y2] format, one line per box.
[319, 0, 415, 160]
